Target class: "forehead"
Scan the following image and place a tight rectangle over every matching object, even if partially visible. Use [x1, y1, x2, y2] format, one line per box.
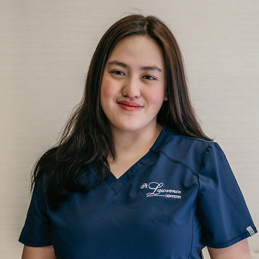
[107, 36, 165, 68]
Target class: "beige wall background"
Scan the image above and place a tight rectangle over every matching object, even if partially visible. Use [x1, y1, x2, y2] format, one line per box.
[1, 0, 258, 258]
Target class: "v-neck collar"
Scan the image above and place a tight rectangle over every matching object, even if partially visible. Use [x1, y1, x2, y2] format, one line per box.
[104, 125, 170, 193]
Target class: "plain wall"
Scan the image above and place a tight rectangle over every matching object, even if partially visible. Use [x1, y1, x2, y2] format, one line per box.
[1, 0, 258, 258]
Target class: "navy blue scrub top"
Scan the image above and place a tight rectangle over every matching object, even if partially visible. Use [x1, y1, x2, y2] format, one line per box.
[19, 126, 257, 259]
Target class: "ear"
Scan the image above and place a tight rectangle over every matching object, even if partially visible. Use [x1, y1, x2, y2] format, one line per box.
[164, 93, 168, 101]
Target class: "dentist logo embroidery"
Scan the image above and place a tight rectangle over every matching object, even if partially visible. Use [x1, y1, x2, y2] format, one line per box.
[140, 182, 181, 199]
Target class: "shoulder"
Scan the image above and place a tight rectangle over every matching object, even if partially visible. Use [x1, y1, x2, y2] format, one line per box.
[151, 126, 222, 175]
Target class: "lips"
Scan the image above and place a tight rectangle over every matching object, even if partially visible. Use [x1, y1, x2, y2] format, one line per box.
[117, 100, 143, 111]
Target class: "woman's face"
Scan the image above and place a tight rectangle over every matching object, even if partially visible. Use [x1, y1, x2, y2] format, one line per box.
[100, 35, 167, 134]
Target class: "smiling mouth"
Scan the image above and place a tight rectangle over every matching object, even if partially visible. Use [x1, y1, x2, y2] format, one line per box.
[117, 101, 143, 111]
[117, 101, 142, 107]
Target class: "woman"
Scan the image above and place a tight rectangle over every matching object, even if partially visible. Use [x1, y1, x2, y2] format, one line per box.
[19, 14, 256, 258]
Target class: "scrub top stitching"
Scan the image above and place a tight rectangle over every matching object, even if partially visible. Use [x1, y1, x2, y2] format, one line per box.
[159, 150, 200, 176]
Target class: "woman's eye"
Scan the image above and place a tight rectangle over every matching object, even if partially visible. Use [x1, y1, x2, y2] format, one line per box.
[111, 70, 125, 76]
[143, 75, 156, 80]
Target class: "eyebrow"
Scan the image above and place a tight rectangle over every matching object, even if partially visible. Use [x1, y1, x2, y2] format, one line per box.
[107, 60, 163, 73]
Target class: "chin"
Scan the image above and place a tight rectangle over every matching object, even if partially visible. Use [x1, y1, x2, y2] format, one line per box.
[111, 123, 143, 132]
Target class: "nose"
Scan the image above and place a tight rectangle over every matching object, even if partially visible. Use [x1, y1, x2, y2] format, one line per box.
[122, 77, 140, 98]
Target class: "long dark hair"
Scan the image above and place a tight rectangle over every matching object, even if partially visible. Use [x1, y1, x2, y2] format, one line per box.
[32, 14, 212, 210]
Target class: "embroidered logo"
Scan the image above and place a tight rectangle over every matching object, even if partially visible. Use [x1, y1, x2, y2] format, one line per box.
[140, 182, 181, 199]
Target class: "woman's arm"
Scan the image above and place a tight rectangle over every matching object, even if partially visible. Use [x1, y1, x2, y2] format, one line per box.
[208, 239, 251, 259]
[21, 245, 57, 259]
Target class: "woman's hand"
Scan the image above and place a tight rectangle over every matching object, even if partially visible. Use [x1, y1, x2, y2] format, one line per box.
[21, 245, 57, 259]
[208, 239, 251, 259]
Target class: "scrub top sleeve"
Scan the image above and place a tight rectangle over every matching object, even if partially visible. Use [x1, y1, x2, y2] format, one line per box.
[197, 142, 257, 248]
[19, 175, 52, 247]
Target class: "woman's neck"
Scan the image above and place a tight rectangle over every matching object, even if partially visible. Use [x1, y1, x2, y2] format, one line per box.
[107, 122, 163, 179]
[109, 122, 163, 163]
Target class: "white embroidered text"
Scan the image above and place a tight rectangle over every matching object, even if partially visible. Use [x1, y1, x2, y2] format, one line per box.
[140, 182, 181, 199]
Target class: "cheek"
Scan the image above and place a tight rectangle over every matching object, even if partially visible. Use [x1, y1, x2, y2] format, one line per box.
[145, 88, 166, 106]
[101, 78, 117, 100]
